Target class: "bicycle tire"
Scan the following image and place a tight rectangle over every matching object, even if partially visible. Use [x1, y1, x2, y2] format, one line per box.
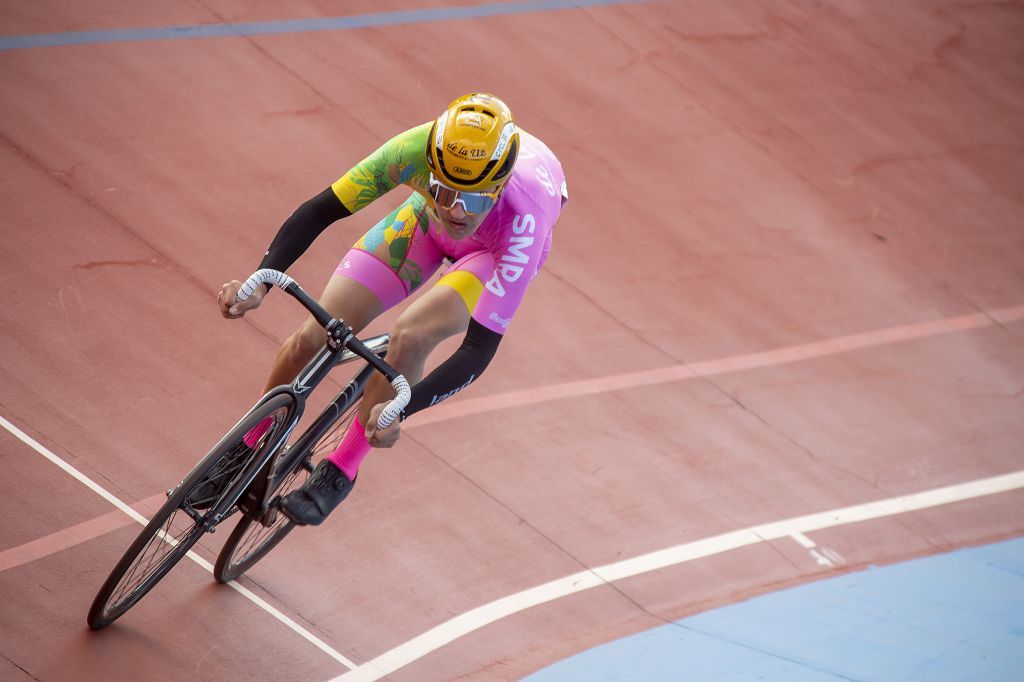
[213, 400, 360, 583]
[212, 480, 301, 583]
[87, 393, 295, 629]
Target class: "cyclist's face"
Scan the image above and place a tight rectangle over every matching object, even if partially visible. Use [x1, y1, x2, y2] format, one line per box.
[431, 179, 505, 240]
[436, 201, 491, 240]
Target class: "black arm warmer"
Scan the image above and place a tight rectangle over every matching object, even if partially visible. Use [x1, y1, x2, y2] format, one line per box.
[402, 319, 503, 418]
[257, 187, 352, 275]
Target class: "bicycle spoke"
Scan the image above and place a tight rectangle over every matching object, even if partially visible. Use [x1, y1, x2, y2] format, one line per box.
[308, 410, 352, 459]
[185, 409, 287, 510]
[186, 443, 250, 508]
[238, 469, 306, 557]
[112, 515, 175, 604]
[235, 520, 280, 559]
[215, 399, 362, 583]
[88, 393, 301, 628]
[106, 506, 199, 612]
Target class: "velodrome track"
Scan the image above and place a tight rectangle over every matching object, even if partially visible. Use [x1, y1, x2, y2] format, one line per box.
[1, 1, 1023, 680]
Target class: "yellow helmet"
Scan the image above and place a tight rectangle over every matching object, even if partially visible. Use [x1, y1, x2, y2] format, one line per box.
[426, 93, 519, 192]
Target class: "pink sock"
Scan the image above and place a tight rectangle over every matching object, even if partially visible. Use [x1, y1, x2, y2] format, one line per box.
[327, 415, 370, 480]
[243, 416, 273, 448]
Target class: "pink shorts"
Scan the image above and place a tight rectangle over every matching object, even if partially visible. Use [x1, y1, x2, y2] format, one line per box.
[335, 192, 552, 334]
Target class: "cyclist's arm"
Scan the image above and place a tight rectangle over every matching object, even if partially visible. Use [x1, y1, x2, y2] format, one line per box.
[402, 319, 501, 418]
[257, 187, 351, 275]
[402, 195, 558, 417]
[256, 122, 432, 282]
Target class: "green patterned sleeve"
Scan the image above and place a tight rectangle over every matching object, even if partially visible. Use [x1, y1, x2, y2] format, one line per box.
[330, 122, 432, 213]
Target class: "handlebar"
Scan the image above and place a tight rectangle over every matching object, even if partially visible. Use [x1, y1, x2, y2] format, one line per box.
[236, 269, 411, 429]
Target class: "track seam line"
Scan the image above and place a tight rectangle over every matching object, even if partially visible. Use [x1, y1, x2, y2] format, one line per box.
[408, 304, 1024, 428]
[0, 414, 357, 671]
[0, 494, 164, 572]
[0, 0, 647, 51]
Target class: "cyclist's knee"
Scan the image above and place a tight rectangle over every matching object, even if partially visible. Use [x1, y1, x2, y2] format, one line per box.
[285, 321, 326, 361]
[388, 319, 444, 363]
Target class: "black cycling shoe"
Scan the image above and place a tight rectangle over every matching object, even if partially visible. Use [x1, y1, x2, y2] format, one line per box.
[280, 460, 355, 526]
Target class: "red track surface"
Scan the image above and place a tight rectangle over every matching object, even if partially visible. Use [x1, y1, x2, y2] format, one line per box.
[2, 1, 1023, 680]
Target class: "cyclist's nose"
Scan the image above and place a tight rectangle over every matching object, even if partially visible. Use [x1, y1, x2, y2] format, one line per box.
[448, 204, 467, 220]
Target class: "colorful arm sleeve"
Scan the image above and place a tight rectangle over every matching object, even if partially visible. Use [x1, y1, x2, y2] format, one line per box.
[330, 122, 432, 214]
[255, 123, 431, 288]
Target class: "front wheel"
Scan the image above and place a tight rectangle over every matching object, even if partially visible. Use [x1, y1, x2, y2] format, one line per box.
[87, 393, 296, 629]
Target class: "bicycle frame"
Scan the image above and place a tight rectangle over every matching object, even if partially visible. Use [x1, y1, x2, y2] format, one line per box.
[86, 271, 408, 629]
[204, 333, 390, 526]
[184, 269, 409, 528]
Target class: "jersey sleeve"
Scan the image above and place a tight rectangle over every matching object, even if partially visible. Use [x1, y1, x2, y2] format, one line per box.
[257, 187, 351, 276]
[330, 122, 432, 213]
[401, 318, 502, 418]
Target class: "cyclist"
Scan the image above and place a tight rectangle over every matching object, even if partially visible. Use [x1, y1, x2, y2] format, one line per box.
[217, 93, 567, 526]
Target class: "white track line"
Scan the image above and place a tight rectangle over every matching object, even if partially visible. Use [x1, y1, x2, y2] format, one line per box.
[790, 531, 817, 548]
[0, 414, 357, 670]
[332, 469, 1024, 681]
[6, 304, 1023, 677]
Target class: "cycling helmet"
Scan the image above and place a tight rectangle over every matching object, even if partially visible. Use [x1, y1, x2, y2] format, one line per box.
[426, 93, 519, 192]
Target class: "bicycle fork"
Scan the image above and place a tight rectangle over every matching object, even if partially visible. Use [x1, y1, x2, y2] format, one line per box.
[238, 363, 378, 524]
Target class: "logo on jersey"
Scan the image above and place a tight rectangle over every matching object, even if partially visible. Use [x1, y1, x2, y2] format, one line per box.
[488, 312, 511, 329]
[485, 214, 535, 297]
[535, 164, 557, 197]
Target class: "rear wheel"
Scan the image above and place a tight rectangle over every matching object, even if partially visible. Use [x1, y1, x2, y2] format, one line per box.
[214, 400, 360, 583]
[87, 394, 295, 629]
[212, 461, 307, 583]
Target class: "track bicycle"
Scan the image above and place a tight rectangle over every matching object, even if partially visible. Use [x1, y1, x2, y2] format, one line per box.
[87, 269, 409, 630]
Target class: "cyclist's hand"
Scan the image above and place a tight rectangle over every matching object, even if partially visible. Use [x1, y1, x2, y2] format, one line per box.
[218, 279, 265, 319]
[365, 402, 401, 448]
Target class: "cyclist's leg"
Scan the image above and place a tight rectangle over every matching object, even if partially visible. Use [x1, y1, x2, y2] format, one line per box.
[259, 276, 383, 393]
[280, 196, 448, 524]
[288, 270, 478, 525]
[259, 195, 439, 393]
[321, 282, 470, 477]
[355, 262, 486, 427]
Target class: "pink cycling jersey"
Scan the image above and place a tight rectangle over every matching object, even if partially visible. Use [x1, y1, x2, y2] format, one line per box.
[425, 131, 565, 333]
[330, 123, 565, 334]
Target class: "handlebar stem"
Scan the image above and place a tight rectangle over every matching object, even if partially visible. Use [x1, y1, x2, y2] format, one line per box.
[236, 268, 411, 430]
